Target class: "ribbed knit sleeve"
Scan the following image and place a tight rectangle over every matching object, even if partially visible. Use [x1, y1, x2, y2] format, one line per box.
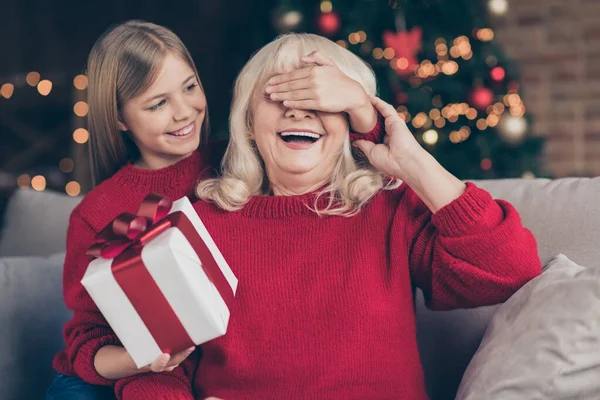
[400, 182, 542, 310]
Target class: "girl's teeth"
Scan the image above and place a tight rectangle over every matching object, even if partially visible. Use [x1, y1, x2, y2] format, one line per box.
[171, 123, 193, 136]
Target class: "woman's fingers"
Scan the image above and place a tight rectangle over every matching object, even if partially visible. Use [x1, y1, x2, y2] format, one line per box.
[368, 95, 398, 119]
[301, 50, 336, 66]
[266, 78, 311, 94]
[268, 68, 311, 86]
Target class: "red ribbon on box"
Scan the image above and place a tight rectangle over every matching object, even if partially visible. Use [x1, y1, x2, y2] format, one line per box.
[87, 194, 234, 355]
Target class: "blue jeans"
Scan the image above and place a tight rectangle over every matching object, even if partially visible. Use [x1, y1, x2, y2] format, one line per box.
[46, 373, 115, 400]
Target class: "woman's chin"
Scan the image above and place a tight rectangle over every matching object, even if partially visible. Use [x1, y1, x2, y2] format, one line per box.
[278, 160, 323, 175]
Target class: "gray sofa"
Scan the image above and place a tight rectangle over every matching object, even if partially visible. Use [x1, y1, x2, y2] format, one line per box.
[1, 178, 599, 400]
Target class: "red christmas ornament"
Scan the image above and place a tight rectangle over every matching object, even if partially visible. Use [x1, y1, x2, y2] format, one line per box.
[395, 91, 409, 104]
[491, 66, 505, 81]
[317, 11, 341, 36]
[383, 27, 422, 76]
[469, 87, 494, 110]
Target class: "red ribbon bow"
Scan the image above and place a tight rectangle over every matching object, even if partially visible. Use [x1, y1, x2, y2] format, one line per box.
[87, 194, 173, 260]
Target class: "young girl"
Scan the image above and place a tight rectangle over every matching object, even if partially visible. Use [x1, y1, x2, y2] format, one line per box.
[46, 20, 212, 400]
[47, 22, 383, 399]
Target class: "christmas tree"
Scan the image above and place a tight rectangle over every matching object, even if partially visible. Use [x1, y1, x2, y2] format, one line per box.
[272, 0, 545, 179]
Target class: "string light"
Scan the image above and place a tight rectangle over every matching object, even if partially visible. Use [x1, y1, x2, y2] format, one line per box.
[498, 114, 527, 143]
[26, 72, 41, 87]
[488, 0, 508, 16]
[1, 83, 14, 99]
[17, 174, 31, 188]
[398, 111, 412, 122]
[507, 94, 522, 107]
[37, 80, 52, 96]
[398, 112, 411, 122]
[412, 112, 428, 128]
[510, 105, 526, 117]
[434, 118, 446, 128]
[486, 113, 500, 127]
[459, 126, 471, 141]
[320, 0, 333, 13]
[73, 128, 89, 144]
[457, 42, 471, 56]
[522, 171, 535, 179]
[31, 175, 46, 191]
[491, 66, 505, 81]
[466, 108, 478, 120]
[476, 118, 488, 130]
[449, 131, 461, 143]
[441, 106, 450, 119]
[429, 109, 441, 120]
[422, 129, 439, 145]
[435, 43, 448, 56]
[59, 158, 74, 173]
[280, 10, 302, 30]
[485, 56, 498, 67]
[360, 41, 373, 55]
[418, 61, 436, 78]
[336, 40, 348, 49]
[481, 158, 493, 170]
[66, 181, 81, 196]
[348, 32, 361, 44]
[449, 128, 470, 144]
[357, 31, 367, 42]
[372, 48, 384, 59]
[396, 106, 410, 122]
[395, 57, 409, 70]
[442, 61, 459, 75]
[383, 47, 395, 60]
[74, 101, 88, 117]
[477, 28, 495, 42]
[73, 75, 88, 90]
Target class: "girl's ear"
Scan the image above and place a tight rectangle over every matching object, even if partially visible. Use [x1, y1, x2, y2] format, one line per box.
[117, 113, 128, 132]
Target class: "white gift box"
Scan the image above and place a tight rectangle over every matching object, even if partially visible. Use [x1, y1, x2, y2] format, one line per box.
[82, 197, 237, 368]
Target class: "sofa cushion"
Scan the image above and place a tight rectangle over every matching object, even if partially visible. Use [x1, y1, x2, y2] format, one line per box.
[416, 177, 600, 399]
[0, 253, 70, 400]
[0, 189, 81, 257]
[473, 178, 600, 267]
[456, 254, 600, 399]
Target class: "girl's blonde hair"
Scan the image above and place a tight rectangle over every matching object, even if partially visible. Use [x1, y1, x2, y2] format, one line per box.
[87, 20, 210, 186]
[196, 33, 397, 217]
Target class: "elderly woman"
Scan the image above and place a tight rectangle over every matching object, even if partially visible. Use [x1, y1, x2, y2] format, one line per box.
[118, 33, 541, 400]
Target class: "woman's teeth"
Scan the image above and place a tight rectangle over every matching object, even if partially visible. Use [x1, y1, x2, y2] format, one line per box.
[279, 131, 320, 139]
[278, 131, 321, 143]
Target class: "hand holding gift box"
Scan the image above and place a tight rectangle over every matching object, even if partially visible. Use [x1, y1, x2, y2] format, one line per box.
[82, 194, 237, 368]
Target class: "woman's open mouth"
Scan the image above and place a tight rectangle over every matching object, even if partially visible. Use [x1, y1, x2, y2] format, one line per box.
[277, 131, 323, 150]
